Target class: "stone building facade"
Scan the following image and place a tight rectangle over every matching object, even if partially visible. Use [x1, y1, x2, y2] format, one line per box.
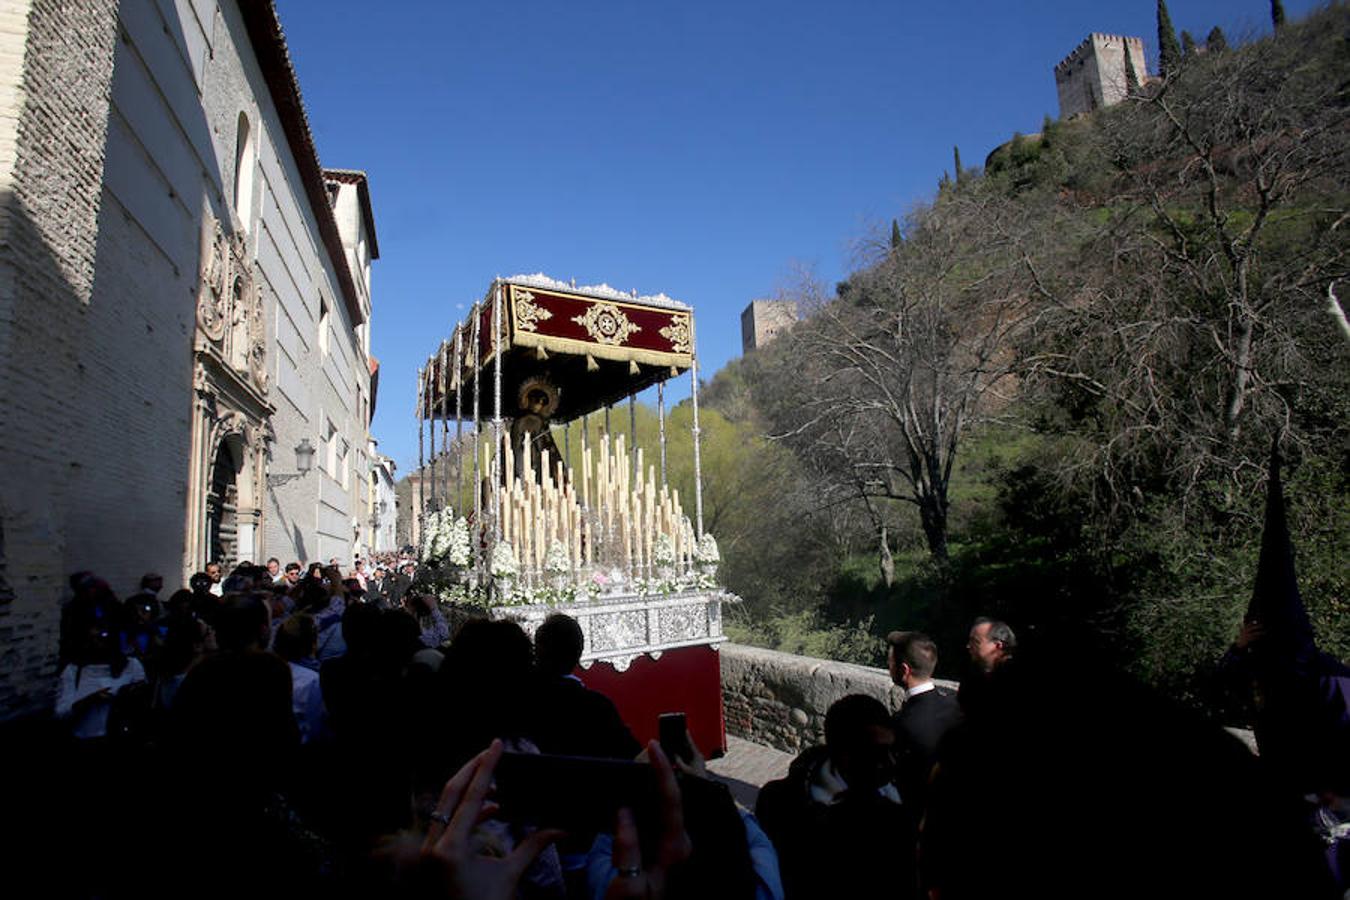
[1054, 33, 1149, 119]
[0, 0, 377, 718]
[369, 451, 398, 553]
[740, 299, 798, 354]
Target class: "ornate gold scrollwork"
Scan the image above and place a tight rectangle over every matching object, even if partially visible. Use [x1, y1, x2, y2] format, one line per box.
[513, 289, 554, 332]
[571, 302, 642, 346]
[658, 313, 692, 354]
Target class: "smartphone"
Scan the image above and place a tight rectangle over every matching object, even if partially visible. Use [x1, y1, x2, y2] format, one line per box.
[658, 712, 693, 765]
[492, 752, 659, 833]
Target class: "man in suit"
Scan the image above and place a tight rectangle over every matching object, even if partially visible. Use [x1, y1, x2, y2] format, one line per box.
[528, 613, 640, 760]
[887, 630, 962, 813]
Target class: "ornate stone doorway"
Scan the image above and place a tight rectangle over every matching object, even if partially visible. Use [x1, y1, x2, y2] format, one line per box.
[183, 214, 273, 578]
[206, 437, 241, 568]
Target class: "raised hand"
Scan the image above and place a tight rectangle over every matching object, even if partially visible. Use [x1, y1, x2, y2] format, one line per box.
[420, 740, 563, 900]
[605, 741, 694, 900]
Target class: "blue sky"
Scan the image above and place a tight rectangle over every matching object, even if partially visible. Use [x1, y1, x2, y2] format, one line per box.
[278, 0, 1317, 474]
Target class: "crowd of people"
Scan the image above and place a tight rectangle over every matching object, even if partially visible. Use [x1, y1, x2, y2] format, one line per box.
[26, 554, 1349, 899]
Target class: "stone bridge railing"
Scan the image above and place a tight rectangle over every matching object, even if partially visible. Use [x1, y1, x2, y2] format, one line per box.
[719, 643, 1258, 757]
[719, 642, 957, 755]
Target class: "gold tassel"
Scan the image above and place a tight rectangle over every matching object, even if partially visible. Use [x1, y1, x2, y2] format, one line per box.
[586, 354, 599, 372]
[535, 345, 549, 361]
[629, 360, 640, 375]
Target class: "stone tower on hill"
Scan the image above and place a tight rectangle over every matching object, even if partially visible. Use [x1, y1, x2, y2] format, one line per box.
[1055, 34, 1149, 119]
[741, 300, 798, 353]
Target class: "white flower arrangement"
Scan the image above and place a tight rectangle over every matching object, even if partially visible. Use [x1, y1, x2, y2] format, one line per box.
[490, 540, 519, 579]
[447, 516, 471, 567]
[653, 533, 676, 568]
[695, 533, 720, 566]
[544, 540, 570, 575]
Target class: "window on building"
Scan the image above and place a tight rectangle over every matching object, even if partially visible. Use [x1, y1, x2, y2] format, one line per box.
[319, 297, 330, 356]
[233, 112, 255, 231]
[324, 420, 338, 478]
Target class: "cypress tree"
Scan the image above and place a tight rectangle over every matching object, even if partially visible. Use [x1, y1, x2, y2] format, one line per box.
[1206, 26, 1229, 53]
[953, 145, 964, 183]
[1271, 0, 1286, 29]
[1181, 30, 1197, 57]
[1157, 0, 1183, 78]
[890, 219, 902, 249]
[1123, 38, 1141, 94]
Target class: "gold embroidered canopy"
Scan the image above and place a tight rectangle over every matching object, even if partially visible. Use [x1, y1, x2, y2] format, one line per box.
[421, 276, 696, 424]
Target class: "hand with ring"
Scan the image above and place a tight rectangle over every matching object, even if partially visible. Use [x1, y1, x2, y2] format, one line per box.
[604, 741, 694, 900]
[420, 739, 565, 900]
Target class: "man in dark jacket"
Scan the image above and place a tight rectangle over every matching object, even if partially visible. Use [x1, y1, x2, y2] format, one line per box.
[756, 694, 914, 899]
[528, 613, 640, 760]
[887, 630, 962, 812]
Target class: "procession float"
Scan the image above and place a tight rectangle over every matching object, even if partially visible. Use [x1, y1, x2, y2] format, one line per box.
[412, 274, 732, 755]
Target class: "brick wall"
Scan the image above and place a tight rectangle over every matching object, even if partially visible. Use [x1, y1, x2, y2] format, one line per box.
[0, 0, 122, 718]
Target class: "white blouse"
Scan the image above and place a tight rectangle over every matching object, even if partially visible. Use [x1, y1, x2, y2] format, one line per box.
[55, 659, 147, 739]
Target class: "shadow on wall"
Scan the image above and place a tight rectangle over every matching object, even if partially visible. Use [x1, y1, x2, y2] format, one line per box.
[0, 0, 230, 718]
[0, 189, 86, 717]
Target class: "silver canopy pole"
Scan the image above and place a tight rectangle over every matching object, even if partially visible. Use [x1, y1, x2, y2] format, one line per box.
[690, 350, 704, 538]
[471, 303, 482, 533]
[491, 281, 504, 542]
[454, 326, 463, 511]
[416, 365, 425, 553]
[428, 349, 438, 512]
[629, 393, 638, 474]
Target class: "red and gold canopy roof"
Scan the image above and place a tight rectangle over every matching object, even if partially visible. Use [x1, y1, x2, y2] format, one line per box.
[420, 276, 695, 424]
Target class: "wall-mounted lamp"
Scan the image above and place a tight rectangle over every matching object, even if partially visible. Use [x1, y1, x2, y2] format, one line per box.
[267, 438, 315, 487]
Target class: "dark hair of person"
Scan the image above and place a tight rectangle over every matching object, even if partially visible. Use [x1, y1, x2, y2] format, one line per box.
[189, 572, 212, 594]
[300, 577, 331, 613]
[376, 609, 424, 670]
[973, 616, 1017, 653]
[889, 631, 938, 680]
[165, 588, 194, 617]
[341, 602, 384, 657]
[160, 612, 209, 676]
[665, 776, 758, 900]
[221, 573, 252, 594]
[73, 625, 130, 682]
[824, 693, 891, 753]
[273, 613, 317, 663]
[534, 612, 584, 677]
[214, 592, 269, 652]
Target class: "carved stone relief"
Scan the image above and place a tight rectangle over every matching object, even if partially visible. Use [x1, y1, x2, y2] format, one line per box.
[196, 214, 267, 394]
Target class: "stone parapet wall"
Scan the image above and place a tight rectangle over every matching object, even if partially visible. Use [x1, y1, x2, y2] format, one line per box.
[719, 643, 957, 755]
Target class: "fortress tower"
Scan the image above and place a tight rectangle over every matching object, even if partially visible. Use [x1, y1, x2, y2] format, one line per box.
[1054, 34, 1149, 119]
[741, 299, 798, 353]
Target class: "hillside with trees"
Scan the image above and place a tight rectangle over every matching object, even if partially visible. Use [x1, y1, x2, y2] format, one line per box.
[699, 5, 1349, 715]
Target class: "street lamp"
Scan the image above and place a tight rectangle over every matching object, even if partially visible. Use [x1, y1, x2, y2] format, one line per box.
[267, 438, 315, 487]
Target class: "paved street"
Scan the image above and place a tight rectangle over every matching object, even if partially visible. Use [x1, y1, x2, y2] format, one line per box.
[708, 735, 795, 810]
